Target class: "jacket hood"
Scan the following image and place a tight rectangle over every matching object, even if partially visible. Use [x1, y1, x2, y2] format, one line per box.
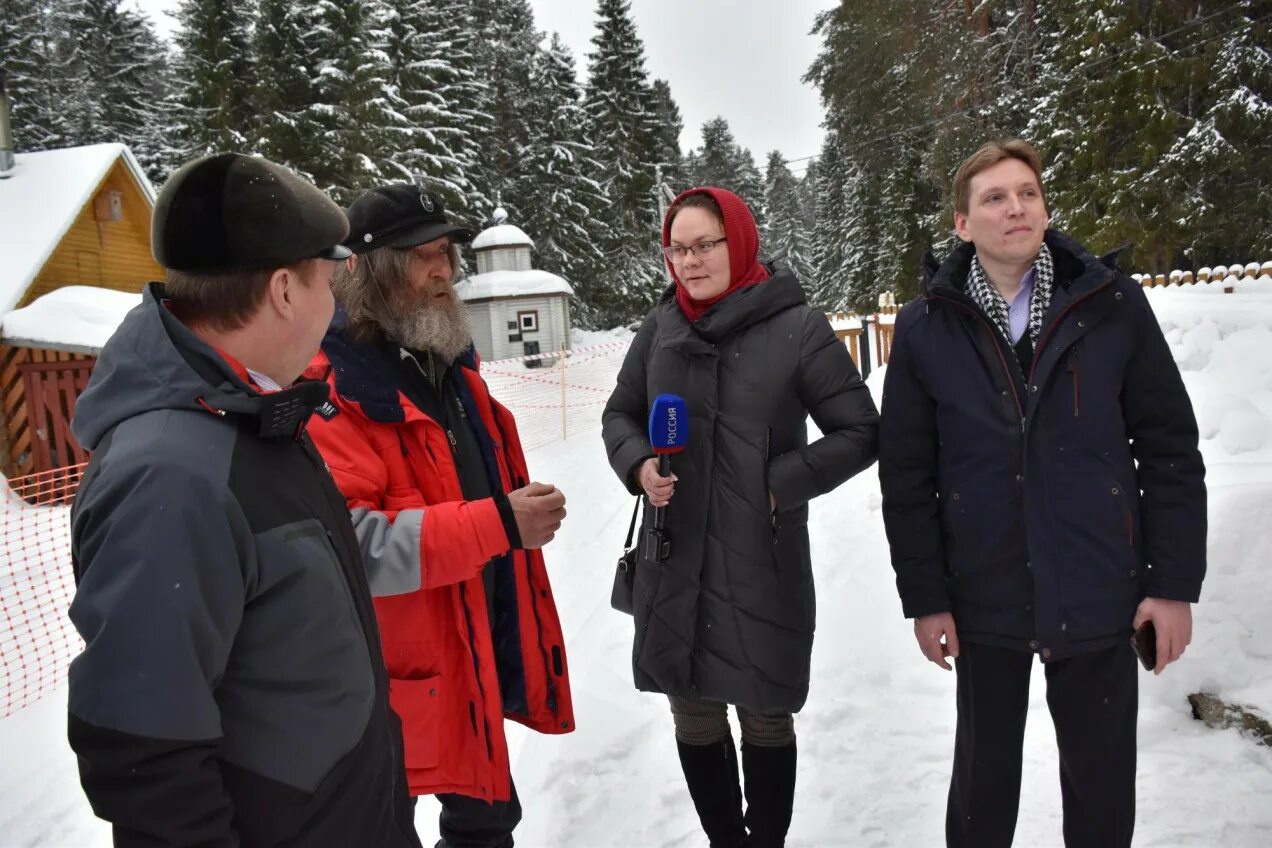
[923, 229, 1117, 298]
[72, 283, 327, 449]
[663, 261, 805, 344]
[313, 320, 482, 426]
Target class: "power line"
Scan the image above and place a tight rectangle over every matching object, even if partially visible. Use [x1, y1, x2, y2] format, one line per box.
[852, 12, 1268, 154]
[777, 4, 1265, 168]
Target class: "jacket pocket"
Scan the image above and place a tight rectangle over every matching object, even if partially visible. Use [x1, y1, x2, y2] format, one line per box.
[388, 673, 443, 771]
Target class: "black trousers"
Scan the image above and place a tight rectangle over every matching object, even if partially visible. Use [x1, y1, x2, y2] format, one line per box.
[947, 641, 1137, 848]
[432, 779, 522, 848]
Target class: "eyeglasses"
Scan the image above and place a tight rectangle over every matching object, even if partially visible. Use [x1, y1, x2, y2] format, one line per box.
[662, 238, 727, 264]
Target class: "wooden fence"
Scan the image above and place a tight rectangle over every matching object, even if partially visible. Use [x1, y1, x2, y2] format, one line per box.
[0, 345, 94, 478]
[827, 306, 898, 373]
[1135, 260, 1272, 290]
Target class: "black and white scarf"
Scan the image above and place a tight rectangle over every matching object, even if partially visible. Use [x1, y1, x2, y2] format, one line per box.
[965, 241, 1055, 346]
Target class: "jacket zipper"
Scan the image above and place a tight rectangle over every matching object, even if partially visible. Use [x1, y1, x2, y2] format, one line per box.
[491, 416, 560, 718]
[410, 352, 561, 721]
[929, 273, 1115, 652]
[400, 352, 497, 757]
[764, 426, 777, 541]
[403, 350, 461, 457]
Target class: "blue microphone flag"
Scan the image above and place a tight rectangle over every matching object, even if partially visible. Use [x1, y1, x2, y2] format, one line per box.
[648, 394, 689, 455]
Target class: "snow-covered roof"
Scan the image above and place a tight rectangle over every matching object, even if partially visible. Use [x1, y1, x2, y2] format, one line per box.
[0, 143, 155, 316]
[455, 269, 574, 302]
[472, 224, 534, 251]
[1, 285, 141, 354]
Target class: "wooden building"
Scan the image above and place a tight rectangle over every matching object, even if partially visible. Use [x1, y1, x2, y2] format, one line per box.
[455, 208, 574, 364]
[0, 143, 158, 477]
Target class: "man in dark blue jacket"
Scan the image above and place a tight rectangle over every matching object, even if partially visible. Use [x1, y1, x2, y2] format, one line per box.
[879, 139, 1206, 848]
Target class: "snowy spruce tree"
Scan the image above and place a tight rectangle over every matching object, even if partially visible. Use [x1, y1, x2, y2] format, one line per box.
[93, 6, 173, 180]
[807, 132, 853, 311]
[762, 151, 812, 284]
[467, 0, 540, 221]
[584, 0, 670, 327]
[1151, 3, 1272, 264]
[380, 0, 483, 215]
[804, 0, 946, 307]
[517, 34, 613, 325]
[253, 0, 322, 180]
[645, 78, 687, 192]
[1, 0, 172, 176]
[170, 0, 255, 158]
[0, 0, 61, 151]
[309, 0, 397, 202]
[797, 158, 819, 237]
[1025, 0, 1197, 268]
[685, 117, 765, 225]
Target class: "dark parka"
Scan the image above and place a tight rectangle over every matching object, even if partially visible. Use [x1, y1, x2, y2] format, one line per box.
[879, 231, 1206, 661]
[602, 264, 879, 713]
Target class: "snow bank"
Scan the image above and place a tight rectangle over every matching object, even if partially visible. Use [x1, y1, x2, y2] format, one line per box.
[472, 223, 534, 250]
[1153, 287, 1272, 463]
[2, 286, 142, 354]
[455, 269, 574, 301]
[3, 284, 1271, 846]
[0, 144, 153, 316]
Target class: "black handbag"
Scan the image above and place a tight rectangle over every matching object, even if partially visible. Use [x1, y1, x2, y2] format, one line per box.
[610, 496, 642, 614]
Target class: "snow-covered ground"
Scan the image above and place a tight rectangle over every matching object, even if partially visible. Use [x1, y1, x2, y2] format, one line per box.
[1, 282, 1270, 846]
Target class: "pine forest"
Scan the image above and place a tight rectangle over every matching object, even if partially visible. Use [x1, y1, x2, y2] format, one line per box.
[3, 0, 1267, 322]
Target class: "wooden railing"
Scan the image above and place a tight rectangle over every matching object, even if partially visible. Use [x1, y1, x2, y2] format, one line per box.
[0, 345, 94, 477]
[1135, 260, 1271, 291]
[826, 310, 897, 374]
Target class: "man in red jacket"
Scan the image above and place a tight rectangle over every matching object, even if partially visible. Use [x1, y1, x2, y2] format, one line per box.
[304, 184, 575, 848]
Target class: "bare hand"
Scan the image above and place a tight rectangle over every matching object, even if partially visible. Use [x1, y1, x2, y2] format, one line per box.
[508, 482, 566, 549]
[914, 612, 960, 671]
[1133, 597, 1193, 675]
[638, 458, 677, 508]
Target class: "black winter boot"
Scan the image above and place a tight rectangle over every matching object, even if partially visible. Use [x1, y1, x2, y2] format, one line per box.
[677, 736, 747, 848]
[741, 741, 797, 848]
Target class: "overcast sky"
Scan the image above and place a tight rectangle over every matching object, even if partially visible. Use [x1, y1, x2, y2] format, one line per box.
[127, 0, 835, 175]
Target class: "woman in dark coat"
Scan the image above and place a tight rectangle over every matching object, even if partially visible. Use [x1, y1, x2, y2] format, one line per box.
[602, 187, 879, 847]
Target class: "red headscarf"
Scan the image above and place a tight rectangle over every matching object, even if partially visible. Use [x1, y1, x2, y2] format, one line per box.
[662, 186, 769, 323]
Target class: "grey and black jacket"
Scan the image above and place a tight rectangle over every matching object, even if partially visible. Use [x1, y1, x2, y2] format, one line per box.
[68, 284, 420, 847]
[602, 264, 880, 713]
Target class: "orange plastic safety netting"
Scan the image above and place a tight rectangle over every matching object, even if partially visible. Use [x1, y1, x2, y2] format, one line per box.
[480, 339, 632, 452]
[0, 340, 633, 717]
[0, 463, 85, 718]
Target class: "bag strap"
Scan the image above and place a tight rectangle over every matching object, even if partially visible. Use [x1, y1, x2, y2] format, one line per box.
[623, 495, 642, 548]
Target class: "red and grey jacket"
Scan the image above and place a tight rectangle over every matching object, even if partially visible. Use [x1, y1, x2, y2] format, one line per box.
[304, 329, 574, 802]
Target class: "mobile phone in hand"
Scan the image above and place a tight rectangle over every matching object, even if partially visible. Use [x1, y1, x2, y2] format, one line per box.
[1131, 621, 1157, 671]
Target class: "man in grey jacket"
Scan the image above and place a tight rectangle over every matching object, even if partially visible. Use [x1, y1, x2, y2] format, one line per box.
[68, 153, 421, 847]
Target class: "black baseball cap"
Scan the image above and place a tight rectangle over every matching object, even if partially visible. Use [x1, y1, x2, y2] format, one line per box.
[153, 153, 351, 272]
[344, 184, 474, 254]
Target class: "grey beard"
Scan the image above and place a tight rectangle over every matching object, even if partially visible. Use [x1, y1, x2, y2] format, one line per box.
[385, 298, 473, 363]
